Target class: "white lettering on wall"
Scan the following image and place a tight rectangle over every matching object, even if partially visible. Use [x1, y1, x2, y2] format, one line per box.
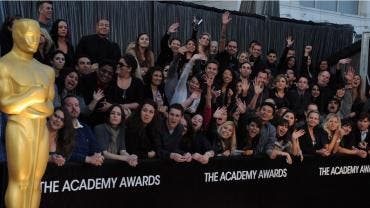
[41, 175, 160, 193]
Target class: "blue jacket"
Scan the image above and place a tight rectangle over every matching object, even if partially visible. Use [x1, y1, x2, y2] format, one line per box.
[69, 122, 102, 163]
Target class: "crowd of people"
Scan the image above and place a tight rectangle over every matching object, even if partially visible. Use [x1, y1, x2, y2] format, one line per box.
[0, 1, 369, 167]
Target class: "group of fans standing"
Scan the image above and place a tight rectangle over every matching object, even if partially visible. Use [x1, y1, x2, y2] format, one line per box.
[0, 1, 369, 167]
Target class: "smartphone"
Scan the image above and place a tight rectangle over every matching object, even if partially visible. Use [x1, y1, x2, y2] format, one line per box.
[198, 19, 203, 25]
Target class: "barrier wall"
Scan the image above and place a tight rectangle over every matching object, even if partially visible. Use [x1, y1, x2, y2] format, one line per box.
[0, 1, 353, 69]
[2, 156, 370, 208]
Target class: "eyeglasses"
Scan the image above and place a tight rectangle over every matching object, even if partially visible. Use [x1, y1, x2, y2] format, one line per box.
[117, 62, 129, 68]
[53, 113, 64, 122]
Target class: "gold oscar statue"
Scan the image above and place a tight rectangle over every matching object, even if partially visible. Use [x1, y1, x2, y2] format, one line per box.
[0, 19, 55, 208]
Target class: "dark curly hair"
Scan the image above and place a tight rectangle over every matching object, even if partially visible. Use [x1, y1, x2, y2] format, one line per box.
[125, 99, 159, 139]
[50, 19, 70, 46]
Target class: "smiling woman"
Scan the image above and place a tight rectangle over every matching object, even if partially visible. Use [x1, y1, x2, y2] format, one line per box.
[47, 107, 75, 166]
[143, 67, 169, 115]
[322, 113, 342, 153]
[237, 116, 262, 156]
[107, 54, 144, 111]
[129, 33, 155, 71]
[55, 67, 96, 117]
[215, 121, 236, 156]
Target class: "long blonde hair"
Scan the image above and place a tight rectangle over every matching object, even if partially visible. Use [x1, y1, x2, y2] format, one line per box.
[40, 27, 53, 54]
[217, 121, 237, 152]
[322, 113, 341, 139]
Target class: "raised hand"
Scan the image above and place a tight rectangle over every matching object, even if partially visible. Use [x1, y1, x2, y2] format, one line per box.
[91, 63, 99, 72]
[192, 16, 200, 31]
[190, 53, 206, 64]
[292, 129, 305, 140]
[222, 11, 232, 25]
[344, 66, 355, 81]
[93, 89, 105, 102]
[286, 36, 294, 47]
[213, 106, 227, 118]
[236, 98, 247, 114]
[253, 79, 263, 95]
[168, 22, 180, 33]
[178, 46, 188, 55]
[211, 87, 221, 98]
[203, 74, 214, 88]
[338, 58, 351, 65]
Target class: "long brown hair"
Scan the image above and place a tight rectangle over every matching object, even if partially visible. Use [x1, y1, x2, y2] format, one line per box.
[134, 33, 153, 67]
[55, 107, 75, 158]
[198, 32, 211, 56]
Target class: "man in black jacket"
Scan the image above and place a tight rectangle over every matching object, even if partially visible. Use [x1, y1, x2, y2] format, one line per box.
[76, 19, 121, 69]
[353, 113, 370, 154]
[287, 76, 310, 121]
[249, 41, 266, 79]
[216, 11, 239, 73]
[266, 49, 278, 76]
[158, 104, 192, 162]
